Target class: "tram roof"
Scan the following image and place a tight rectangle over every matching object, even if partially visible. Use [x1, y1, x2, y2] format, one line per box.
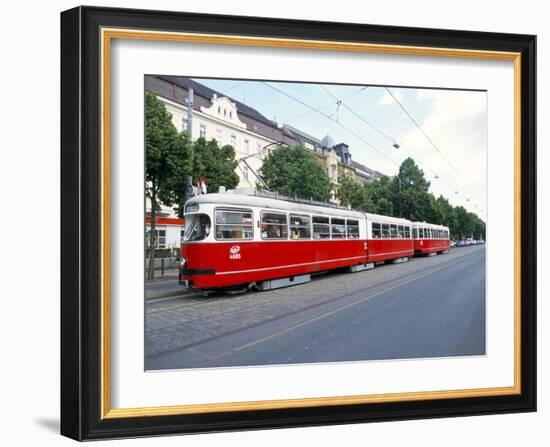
[186, 191, 412, 224]
[363, 213, 413, 225]
[412, 221, 450, 230]
[187, 192, 365, 218]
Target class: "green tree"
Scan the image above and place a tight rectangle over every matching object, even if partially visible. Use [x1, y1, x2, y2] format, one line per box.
[392, 158, 432, 220]
[376, 197, 394, 216]
[145, 92, 192, 280]
[370, 176, 395, 216]
[260, 145, 332, 201]
[337, 174, 375, 212]
[160, 137, 240, 218]
[158, 131, 194, 217]
[190, 138, 240, 201]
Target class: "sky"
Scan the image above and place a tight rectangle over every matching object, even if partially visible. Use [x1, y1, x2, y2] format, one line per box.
[195, 77, 487, 220]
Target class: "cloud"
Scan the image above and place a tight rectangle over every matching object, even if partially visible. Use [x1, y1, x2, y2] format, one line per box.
[398, 89, 487, 218]
[379, 89, 402, 106]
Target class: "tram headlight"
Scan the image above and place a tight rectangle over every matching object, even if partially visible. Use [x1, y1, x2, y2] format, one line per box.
[179, 257, 187, 268]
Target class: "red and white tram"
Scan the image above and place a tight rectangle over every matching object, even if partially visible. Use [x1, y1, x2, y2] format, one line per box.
[412, 222, 451, 255]
[365, 213, 414, 263]
[178, 191, 446, 290]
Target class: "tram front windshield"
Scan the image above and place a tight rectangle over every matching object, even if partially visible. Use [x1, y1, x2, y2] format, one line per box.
[184, 214, 211, 241]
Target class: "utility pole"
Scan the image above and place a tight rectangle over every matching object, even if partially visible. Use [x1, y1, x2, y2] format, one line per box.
[186, 87, 193, 136]
[396, 177, 403, 218]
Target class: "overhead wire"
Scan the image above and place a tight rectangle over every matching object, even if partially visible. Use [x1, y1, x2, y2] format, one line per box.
[319, 84, 485, 217]
[264, 81, 486, 219]
[384, 87, 485, 206]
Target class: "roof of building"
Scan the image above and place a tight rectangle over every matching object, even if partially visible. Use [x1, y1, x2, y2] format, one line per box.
[352, 160, 384, 178]
[149, 75, 386, 179]
[158, 75, 277, 129]
[321, 134, 336, 149]
[283, 124, 322, 146]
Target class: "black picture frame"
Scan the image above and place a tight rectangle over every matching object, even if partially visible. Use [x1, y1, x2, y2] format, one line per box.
[61, 5, 536, 441]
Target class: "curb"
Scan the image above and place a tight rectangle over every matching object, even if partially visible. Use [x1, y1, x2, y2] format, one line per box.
[145, 288, 194, 300]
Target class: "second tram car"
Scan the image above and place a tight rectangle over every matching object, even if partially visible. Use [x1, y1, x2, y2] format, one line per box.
[178, 190, 448, 290]
[412, 222, 451, 255]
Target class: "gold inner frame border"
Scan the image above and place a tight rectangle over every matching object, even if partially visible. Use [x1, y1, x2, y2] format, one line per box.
[100, 27, 522, 419]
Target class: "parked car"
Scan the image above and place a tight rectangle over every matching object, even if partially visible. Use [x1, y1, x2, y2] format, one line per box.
[456, 240, 465, 247]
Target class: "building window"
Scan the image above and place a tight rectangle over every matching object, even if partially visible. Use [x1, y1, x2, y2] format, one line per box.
[216, 128, 223, 143]
[181, 117, 188, 132]
[256, 142, 261, 154]
[218, 106, 221, 114]
[244, 139, 250, 154]
[230, 134, 237, 147]
[243, 165, 249, 181]
[199, 124, 207, 138]
[229, 111, 233, 118]
[147, 228, 166, 249]
[261, 212, 288, 240]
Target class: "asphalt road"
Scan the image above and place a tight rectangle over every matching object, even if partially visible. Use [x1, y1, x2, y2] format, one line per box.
[146, 246, 485, 370]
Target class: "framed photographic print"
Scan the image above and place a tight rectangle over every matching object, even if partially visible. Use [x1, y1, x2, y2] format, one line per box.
[60, 6, 536, 441]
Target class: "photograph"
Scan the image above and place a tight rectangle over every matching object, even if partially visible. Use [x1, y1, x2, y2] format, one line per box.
[144, 75, 488, 371]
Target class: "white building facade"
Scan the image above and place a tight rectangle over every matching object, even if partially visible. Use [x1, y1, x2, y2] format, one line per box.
[160, 94, 277, 189]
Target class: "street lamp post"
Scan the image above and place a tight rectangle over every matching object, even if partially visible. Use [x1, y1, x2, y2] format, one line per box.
[397, 177, 402, 218]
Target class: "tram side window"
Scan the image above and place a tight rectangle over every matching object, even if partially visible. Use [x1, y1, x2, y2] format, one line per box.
[419, 228, 424, 238]
[331, 218, 346, 239]
[313, 216, 330, 239]
[382, 223, 390, 238]
[405, 226, 411, 238]
[347, 219, 360, 239]
[412, 227, 418, 239]
[215, 209, 253, 240]
[372, 222, 382, 238]
[261, 212, 288, 239]
[390, 224, 398, 239]
[398, 225, 405, 238]
[290, 214, 311, 239]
